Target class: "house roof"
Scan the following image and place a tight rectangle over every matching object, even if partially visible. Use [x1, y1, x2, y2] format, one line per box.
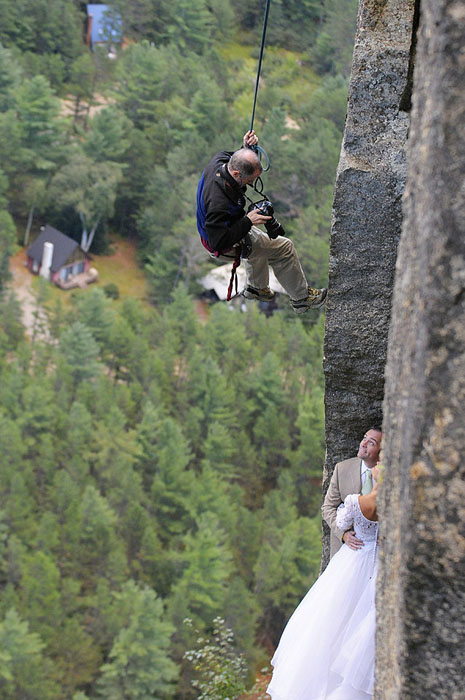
[87, 4, 122, 45]
[27, 225, 84, 273]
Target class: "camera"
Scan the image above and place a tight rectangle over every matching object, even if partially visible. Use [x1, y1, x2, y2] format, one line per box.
[248, 199, 285, 239]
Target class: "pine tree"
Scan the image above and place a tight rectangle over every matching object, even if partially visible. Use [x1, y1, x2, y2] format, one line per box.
[254, 474, 321, 645]
[148, 414, 195, 540]
[59, 321, 102, 387]
[19, 550, 61, 645]
[96, 581, 178, 700]
[76, 485, 127, 586]
[169, 512, 233, 630]
[0, 608, 58, 699]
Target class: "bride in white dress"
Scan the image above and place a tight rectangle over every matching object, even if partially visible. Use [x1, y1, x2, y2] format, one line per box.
[266, 470, 380, 700]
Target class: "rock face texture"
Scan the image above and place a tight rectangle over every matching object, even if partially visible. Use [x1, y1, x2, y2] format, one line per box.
[377, 1, 465, 698]
[322, 0, 415, 565]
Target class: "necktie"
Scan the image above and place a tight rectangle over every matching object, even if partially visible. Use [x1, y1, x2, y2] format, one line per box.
[361, 469, 373, 495]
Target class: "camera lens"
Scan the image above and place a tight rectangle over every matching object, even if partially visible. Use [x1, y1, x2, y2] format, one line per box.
[248, 200, 285, 239]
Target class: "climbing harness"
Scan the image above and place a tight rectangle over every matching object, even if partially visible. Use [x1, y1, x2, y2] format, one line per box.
[226, 247, 242, 301]
[248, 0, 272, 172]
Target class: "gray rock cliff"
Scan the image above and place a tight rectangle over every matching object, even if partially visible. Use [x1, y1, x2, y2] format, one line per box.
[322, 0, 414, 566]
[377, 0, 465, 697]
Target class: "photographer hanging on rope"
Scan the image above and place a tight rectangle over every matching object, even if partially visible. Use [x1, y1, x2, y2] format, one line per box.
[196, 130, 327, 312]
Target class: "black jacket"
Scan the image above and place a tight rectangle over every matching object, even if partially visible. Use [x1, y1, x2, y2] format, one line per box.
[196, 151, 252, 252]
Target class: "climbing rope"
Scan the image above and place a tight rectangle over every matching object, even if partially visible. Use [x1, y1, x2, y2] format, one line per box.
[249, 0, 272, 172]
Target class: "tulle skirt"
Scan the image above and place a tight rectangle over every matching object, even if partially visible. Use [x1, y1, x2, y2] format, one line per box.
[267, 541, 377, 700]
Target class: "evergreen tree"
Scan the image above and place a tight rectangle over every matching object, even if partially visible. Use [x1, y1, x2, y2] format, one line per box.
[83, 106, 132, 163]
[0, 43, 22, 111]
[169, 512, 233, 629]
[168, 0, 215, 54]
[0, 168, 16, 293]
[74, 288, 114, 348]
[0, 608, 57, 699]
[114, 41, 182, 128]
[311, 0, 358, 76]
[254, 474, 321, 644]
[52, 617, 102, 697]
[149, 415, 195, 540]
[0, 208, 15, 294]
[76, 485, 127, 586]
[59, 321, 102, 387]
[62, 401, 93, 487]
[19, 550, 61, 645]
[96, 581, 178, 700]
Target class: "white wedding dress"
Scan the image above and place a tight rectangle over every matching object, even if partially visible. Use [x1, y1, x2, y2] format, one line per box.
[267, 494, 378, 700]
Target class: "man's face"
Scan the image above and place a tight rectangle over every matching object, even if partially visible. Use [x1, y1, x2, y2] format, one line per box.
[357, 429, 382, 465]
[242, 167, 262, 186]
[233, 167, 261, 187]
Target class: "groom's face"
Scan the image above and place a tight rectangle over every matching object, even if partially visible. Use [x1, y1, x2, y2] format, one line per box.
[357, 429, 382, 464]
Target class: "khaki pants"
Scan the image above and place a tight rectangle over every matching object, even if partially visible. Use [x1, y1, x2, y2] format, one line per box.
[213, 227, 309, 301]
[243, 226, 308, 301]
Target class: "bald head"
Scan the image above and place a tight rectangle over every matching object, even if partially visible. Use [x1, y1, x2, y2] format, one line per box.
[228, 148, 262, 185]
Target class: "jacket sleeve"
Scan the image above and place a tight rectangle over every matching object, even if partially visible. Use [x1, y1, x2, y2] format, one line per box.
[321, 464, 345, 543]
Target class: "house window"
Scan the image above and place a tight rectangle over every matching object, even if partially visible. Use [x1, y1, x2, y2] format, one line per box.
[73, 262, 85, 275]
[61, 266, 74, 281]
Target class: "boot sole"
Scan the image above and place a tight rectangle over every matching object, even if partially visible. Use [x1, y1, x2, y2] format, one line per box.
[291, 289, 327, 312]
[242, 289, 276, 302]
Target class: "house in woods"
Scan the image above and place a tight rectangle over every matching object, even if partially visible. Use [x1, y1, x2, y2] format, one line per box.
[27, 225, 98, 290]
[86, 4, 123, 55]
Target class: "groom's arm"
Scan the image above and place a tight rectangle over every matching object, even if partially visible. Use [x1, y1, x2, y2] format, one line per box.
[321, 464, 345, 543]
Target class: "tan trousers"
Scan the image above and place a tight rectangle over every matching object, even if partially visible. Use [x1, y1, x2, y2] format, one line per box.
[242, 226, 308, 301]
[215, 227, 309, 300]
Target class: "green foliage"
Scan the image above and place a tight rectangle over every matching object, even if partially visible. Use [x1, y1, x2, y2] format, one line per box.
[49, 150, 123, 251]
[311, 0, 358, 76]
[0, 608, 57, 699]
[0, 208, 16, 294]
[0, 287, 327, 696]
[0, 0, 85, 85]
[254, 473, 322, 643]
[184, 617, 248, 700]
[96, 581, 178, 699]
[83, 107, 132, 163]
[0, 293, 24, 352]
[0, 2, 358, 696]
[59, 321, 102, 385]
[103, 282, 120, 299]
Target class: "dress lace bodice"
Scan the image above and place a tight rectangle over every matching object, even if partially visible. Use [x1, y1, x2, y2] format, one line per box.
[336, 494, 378, 543]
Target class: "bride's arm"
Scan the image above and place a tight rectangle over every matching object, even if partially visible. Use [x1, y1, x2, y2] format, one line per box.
[335, 494, 358, 532]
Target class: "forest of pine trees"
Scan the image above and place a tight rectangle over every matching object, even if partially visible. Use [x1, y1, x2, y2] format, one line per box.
[0, 1, 358, 697]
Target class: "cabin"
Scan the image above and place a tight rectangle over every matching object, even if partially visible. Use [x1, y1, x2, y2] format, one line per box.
[86, 4, 123, 55]
[27, 225, 97, 290]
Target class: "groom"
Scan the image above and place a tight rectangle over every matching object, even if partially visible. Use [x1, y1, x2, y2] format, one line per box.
[322, 427, 382, 559]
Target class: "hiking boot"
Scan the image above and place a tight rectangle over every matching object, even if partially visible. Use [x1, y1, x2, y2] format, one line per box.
[291, 287, 327, 314]
[242, 285, 276, 302]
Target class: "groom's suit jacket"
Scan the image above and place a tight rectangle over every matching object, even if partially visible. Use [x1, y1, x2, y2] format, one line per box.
[321, 456, 362, 559]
